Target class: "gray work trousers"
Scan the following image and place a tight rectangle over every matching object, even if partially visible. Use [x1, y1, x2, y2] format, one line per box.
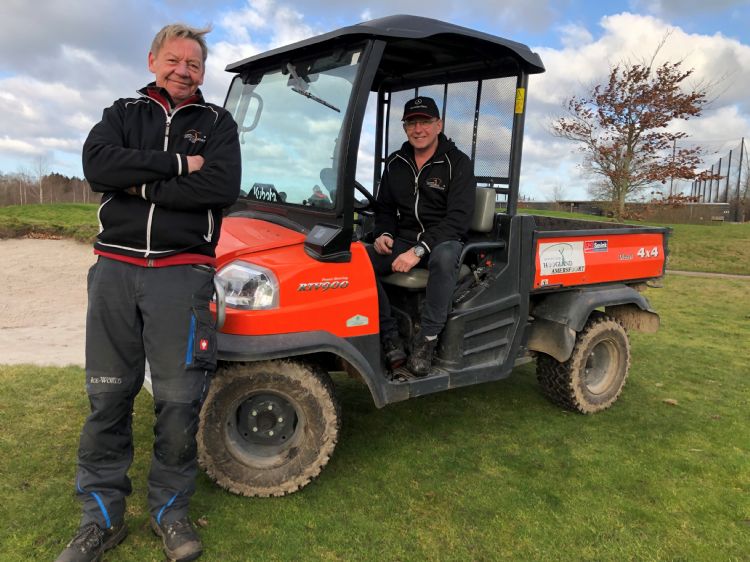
[75, 257, 216, 528]
[367, 238, 463, 339]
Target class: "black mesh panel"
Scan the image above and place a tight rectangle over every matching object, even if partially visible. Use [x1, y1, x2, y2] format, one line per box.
[475, 77, 516, 180]
[443, 82, 478, 159]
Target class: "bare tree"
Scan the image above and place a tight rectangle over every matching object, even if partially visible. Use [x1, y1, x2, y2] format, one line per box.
[33, 156, 49, 204]
[551, 183, 568, 203]
[16, 167, 32, 205]
[551, 41, 716, 220]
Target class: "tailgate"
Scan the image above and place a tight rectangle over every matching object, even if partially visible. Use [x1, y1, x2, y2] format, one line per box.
[532, 228, 668, 290]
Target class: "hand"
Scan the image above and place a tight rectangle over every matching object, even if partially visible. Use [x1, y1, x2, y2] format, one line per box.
[187, 155, 205, 174]
[391, 249, 421, 273]
[374, 234, 394, 255]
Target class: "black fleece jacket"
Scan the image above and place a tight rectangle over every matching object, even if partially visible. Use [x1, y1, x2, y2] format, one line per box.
[82, 84, 241, 259]
[374, 133, 476, 253]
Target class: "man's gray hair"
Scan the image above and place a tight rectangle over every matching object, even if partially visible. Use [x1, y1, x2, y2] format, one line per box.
[151, 23, 212, 63]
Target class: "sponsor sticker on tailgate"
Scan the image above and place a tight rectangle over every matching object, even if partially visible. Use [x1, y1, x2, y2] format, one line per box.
[584, 239, 608, 252]
[539, 242, 586, 275]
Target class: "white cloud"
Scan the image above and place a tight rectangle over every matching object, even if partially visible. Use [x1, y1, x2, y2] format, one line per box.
[558, 23, 594, 49]
[0, 136, 40, 155]
[219, 0, 316, 48]
[279, 0, 560, 33]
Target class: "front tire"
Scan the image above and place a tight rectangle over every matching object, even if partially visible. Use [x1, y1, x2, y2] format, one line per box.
[536, 314, 631, 414]
[197, 360, 340, 497]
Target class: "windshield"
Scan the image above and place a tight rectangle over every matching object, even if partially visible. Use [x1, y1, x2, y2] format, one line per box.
[225, 47, 363, 210]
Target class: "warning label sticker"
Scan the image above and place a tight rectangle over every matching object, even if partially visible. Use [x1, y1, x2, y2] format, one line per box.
[539, 242, 586, 275]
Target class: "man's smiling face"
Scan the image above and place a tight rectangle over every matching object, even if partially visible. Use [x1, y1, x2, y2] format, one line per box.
[148, 37, 205, 105]
[403, 117, 443, 153]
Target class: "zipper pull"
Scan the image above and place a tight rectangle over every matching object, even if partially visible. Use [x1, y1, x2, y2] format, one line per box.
[163, 116, 171, 150]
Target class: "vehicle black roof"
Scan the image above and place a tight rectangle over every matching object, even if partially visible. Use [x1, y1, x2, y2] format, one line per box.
[226, 14, 545, 85]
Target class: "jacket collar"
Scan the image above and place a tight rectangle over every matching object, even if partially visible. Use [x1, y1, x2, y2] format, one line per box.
[137, 82, 205, 112]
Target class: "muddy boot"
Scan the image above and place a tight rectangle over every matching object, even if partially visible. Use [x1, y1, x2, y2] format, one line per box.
[56, 521, 128, 562]
[151, 516, 203, 562]
[382, 332, 407, 370]
[407, 333, 438, 377]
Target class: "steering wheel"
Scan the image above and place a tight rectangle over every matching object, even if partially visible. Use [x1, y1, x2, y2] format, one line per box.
[354, 180, 376, 211]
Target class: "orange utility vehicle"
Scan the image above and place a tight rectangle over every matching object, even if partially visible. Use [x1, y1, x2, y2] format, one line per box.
[197, 15, 669, 497]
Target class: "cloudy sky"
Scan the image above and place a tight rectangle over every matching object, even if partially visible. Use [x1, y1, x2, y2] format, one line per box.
[1, 0, 748, 200]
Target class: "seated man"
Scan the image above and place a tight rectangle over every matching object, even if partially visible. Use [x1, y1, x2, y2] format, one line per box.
[367, 96, 476, 376]
[308, 184, 332, 207]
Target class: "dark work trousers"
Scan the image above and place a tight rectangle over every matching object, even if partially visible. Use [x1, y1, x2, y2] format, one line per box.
[76, 257, 216, 528]
[367, 238, 463, 339]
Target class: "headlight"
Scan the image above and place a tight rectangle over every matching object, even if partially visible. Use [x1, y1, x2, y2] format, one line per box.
[216, 261, 279, 310]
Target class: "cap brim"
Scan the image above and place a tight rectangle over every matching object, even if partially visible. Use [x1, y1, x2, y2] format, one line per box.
[402, 112, 437, 121]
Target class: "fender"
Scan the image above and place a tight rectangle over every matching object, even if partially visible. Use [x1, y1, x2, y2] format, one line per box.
[217, 331, 406, 408]
[527, 284, 659, 362]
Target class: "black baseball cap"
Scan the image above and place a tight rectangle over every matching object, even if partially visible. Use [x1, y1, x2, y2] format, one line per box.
[402, 96, 440, 121]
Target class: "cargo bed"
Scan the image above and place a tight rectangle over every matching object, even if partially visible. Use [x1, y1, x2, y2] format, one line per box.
[527, 215, 670, 290]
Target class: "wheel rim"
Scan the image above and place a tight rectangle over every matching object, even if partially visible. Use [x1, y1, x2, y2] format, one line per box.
[224, 391, 303, 466]
[583, 339, 619, 395]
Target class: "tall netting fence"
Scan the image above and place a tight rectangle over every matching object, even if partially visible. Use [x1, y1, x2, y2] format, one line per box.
[683, 138, 748, 221]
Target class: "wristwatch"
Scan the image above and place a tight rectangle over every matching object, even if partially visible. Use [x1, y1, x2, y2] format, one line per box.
[412, 245, 426, 258]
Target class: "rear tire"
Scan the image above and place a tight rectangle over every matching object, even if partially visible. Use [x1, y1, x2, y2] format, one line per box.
[197, 360, 340, 497]
[536, 314, 631, 414]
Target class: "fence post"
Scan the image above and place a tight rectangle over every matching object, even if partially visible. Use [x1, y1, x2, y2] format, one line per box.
[736, 137, 745, 222]
[725, 149, 732, 203]
[669, 138, 676, 196]
[717, 159, 723, 202]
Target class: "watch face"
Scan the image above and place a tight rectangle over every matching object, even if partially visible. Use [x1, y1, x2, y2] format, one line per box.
[414, 245, 425, 258]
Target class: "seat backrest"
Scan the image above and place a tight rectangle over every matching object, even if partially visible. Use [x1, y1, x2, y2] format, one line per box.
[471, 187, 496, 232]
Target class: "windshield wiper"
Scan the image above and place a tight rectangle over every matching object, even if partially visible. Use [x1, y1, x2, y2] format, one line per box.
[290, 87, 340, 113]
[286, 63, 340, 113]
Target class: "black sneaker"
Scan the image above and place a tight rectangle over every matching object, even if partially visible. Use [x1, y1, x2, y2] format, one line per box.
[407, 334, 438, 377]
[150, 516, 203, 562]
[382, 334, 407, 369]
[55, 521, 127, 562]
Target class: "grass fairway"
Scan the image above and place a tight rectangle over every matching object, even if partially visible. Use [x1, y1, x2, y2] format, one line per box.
[1, 273, 748, 561]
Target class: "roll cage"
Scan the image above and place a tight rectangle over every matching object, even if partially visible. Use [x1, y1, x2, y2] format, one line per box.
[224, 14, 545, 260]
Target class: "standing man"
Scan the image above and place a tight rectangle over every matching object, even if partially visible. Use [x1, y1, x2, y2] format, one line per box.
[367, 96, 475, 377]
[57, 24, 241, 562]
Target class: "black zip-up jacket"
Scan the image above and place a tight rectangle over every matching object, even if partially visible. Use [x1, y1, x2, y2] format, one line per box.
[83, 84, 241, 259]
[374, 133, 476, 253]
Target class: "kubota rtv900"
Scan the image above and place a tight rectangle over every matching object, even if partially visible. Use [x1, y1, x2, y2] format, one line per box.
[194, 15, 668, 497]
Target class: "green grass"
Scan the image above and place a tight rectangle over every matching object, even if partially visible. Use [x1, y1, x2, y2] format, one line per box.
[663, 222, 750, 275]
[1, 274, 748, 561]
[522, 208, 750, 275]
[0, 203, 99, 242]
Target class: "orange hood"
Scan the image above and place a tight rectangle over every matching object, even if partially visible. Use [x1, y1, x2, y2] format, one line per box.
[216, 216, 306, 264]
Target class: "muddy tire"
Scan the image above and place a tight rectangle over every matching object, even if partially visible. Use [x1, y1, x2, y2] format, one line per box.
[536, 314, 631, 414]
[197, 360, 340, 497]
